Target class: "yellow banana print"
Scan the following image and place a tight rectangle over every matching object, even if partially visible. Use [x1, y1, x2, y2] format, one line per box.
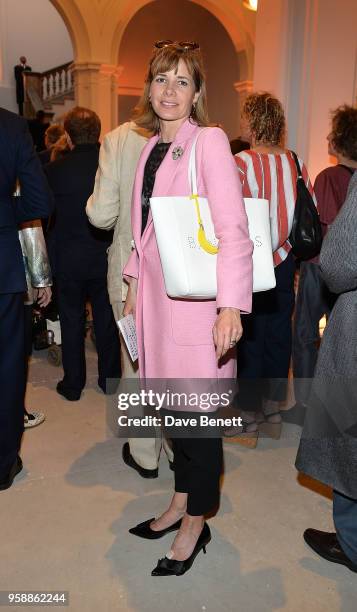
[190, 194, 218, 255]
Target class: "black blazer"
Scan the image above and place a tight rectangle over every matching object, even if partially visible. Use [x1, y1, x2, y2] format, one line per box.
[38, 148, 52, 166]
[0, 107, 53, 294]
[14, 64, 32, 103]
[45, 144, 113, 280]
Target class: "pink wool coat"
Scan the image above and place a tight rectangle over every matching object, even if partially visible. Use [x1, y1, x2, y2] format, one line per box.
[123, 119, 253, 379]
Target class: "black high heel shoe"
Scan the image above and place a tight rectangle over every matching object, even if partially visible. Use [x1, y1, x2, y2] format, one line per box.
[151, 522, 211, 576]
[129, 517, 182, 539]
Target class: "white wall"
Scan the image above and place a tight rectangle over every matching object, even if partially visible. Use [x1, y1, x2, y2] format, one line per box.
[254, 0, 357, 181]
[0, 0, 73, 113]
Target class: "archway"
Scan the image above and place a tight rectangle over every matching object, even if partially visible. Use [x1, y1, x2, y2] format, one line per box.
[110, 0, 254, 76]
[117, 0, 242, 137]
[46, 0, 255, 134]
[49, 0, 91, 61]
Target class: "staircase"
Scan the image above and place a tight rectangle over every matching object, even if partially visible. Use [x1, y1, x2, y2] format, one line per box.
[24, 62, 75, 122]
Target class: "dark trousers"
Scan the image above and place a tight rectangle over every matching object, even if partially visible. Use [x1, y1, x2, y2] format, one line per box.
[57, 278, 120, 393]
[293, 262, 336, 405]
[237, 251, 296, 411]
[172, 437, 223, 516]
[23, 304, 33, 414]
[0, 293, 25, 477]
[334, 490, 357, 564]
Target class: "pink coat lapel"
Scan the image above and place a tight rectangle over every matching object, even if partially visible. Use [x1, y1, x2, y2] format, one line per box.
[131, 134, 159, 252]
[152, 120, 200, 198]
[132, 120, 202, 250]
[139, 121, 201, 246]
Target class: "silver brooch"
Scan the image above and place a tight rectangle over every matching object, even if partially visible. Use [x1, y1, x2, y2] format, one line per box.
[172, 146, 184, 160]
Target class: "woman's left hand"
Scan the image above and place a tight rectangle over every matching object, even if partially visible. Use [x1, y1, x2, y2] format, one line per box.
[35, 286, 52, 308]
[213, 307, 243, 360]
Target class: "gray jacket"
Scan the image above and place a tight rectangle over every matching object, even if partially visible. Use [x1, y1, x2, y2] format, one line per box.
[296, 171, 357, 497]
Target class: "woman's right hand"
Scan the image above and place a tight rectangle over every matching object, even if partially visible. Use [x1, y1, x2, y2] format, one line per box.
[123, 279, 137, 317]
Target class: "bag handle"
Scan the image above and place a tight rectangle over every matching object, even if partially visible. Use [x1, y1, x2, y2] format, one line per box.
[187, 128, 218, 255]
[339, 164, 354, 175]
[290, 150, 303, 178]
[188, 127, 209, 195]
[256, 153, 265, 200]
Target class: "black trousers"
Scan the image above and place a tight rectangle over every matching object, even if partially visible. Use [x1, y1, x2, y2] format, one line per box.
[237, 252, 296, 411]
[172, 437, 223, 516]
[57, 277, 120, 393]
[23, 304, 33, 414]
[293, 262, 336, 405]
[0, 293, 25, 477]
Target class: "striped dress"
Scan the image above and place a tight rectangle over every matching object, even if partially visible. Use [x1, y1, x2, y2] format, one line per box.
[235, 150, 315, 266]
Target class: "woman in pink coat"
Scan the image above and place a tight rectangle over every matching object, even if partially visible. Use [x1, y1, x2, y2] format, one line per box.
[123, 41, 253, 576]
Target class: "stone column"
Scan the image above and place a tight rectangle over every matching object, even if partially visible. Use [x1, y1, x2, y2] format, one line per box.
[72, 62, 121, 136]
[234, 80, 253, 133]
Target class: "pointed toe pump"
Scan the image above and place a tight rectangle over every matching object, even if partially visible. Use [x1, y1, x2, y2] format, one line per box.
[151, 522, 211, 576]
[129, 517, 182, 540]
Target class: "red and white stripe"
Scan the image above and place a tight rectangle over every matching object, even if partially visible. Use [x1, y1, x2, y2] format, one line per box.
[236, 150, 315, 266]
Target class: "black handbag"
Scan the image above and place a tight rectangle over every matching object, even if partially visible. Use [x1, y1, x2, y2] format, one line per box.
[289, 151, 322, 260]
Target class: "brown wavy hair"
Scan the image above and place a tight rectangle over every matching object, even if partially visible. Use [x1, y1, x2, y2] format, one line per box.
[45, 124, 64, 147]
[133, 43, 209, 133]
[330, 105, 357, 161]
[243, 92, 286, 146]
[50, 134, 70, 161]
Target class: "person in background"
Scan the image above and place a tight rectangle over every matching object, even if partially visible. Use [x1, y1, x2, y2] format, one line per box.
[296, 170, 357, 574]
[19, 220, 52, 428]
[293, 105, 357, 409]
[0, 107, 52, 491]
[45, 107, 120, 402]
[28, 110, 50, 152]
[225, 92, 315, 441]
[50, 134, 71, 162]
[86, 120, 174, 478]
[38, 124, 64, 166]
[14, 56, 32, 116]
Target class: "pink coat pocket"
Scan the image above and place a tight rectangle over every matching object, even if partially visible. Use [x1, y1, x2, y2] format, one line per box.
[170, 299, 217, 346]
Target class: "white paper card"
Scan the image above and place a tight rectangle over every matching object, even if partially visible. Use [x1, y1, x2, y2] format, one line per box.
[117, 314, 138, 362]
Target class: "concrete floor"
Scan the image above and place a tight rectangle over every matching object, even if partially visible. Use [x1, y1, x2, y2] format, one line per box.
[1, 339, 356, 612]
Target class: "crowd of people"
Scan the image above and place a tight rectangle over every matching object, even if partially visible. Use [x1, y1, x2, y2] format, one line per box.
[1, 41, 357, 578]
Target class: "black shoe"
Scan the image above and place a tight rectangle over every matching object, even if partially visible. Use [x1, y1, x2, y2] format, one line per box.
[0, 456, 23, 491]
[304, 529, 357, 573]
[151, 522, 211, 576]
[129, 517, 182, 539]
[122, 442, 158, 479]
[56, 380, 81, 401]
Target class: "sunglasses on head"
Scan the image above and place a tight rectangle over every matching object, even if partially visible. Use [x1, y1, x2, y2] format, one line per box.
[154, 40, 200, 51]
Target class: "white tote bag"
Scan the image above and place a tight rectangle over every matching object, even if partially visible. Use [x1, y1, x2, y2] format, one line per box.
[150, 130, 276, 299]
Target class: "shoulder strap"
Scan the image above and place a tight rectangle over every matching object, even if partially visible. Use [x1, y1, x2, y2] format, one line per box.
[290, 150, 302, 178]
[188, 127, 210, 195]
[256, 152, 265, 200]
[339, 164, 355, 176]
